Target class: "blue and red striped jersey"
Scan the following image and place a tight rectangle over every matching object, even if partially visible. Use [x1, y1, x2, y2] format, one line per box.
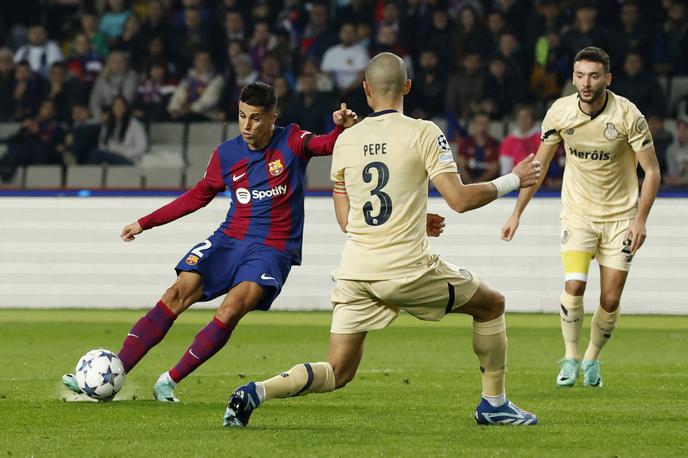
[138, 123, 343, 265]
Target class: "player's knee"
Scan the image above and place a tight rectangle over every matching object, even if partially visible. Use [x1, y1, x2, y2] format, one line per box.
[483, 290, 505, 320]
[600, 294, 621, 312]
[565, 280, 586, 296]
[161, 285, 186, 314]
[332, 365, 356, 389]
[215, 301, 250, 327]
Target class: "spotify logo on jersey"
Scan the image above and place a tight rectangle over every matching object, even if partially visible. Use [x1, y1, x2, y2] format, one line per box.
[236, 188, 251, 204]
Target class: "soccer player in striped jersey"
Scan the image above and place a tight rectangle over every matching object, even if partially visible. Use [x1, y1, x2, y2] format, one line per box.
[62, 82, 358, 401]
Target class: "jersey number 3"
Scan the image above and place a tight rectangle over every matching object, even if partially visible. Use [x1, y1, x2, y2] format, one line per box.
[362, 162, 392, 226]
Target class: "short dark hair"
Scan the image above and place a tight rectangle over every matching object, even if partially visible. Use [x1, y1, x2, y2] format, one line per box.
[574, 46, 610, 73]
[240, 82, 277, 111]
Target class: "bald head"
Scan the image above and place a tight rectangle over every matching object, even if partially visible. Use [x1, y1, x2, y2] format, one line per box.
[365, 52, 407, 96]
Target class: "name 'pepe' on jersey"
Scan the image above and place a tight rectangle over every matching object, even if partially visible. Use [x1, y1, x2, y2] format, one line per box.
[540, 90, 653, 221]
[137, 123, 343, 265]
[331, 110, 457, 281]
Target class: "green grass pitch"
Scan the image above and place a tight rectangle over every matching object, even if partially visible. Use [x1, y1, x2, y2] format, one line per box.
[0, 309, 687, 457]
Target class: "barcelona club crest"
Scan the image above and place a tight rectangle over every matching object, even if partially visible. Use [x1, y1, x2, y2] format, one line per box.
[185, 254, 199, 265]
[268, 159, 284, 176]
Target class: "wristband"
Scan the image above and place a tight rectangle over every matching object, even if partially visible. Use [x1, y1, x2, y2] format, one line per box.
[491, 173, 520, 197]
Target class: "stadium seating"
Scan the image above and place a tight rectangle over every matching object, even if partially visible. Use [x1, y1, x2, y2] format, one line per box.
[0, 166, 24, 189]
[25, 165, 62, 188]
[104, 166, 143, 189]
[668, 76, 688, 114]
[143, 167, 183, 188]
[65, 165, 104, 189]
[305, 156, 333, 190]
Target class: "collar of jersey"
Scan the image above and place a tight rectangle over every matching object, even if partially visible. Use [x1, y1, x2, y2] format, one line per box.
[577, 90, 609, 120]
[367, 109, 399, 117]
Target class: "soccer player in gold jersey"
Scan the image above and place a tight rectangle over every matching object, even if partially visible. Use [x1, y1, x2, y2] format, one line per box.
[222, 52, 542, 427]
[501, 47, 661, 387]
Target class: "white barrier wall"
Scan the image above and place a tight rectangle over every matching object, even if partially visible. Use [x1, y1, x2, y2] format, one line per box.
[0, 196, 686, 314]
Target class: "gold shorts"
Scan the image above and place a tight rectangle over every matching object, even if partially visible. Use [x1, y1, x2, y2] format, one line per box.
[560, 215, 634, 279]
[330, 256, 481, 334]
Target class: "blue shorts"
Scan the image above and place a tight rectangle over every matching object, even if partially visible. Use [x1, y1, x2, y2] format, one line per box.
[175, 231, 292, 311]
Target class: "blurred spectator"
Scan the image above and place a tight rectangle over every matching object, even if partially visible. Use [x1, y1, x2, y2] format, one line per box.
[277, 0, 309, 47]
[377, 1, 401, 34]
[47, 62, 86, 123]
[664, 114, 688, 187]
[480, 55, 525, 119]
[172, 0, 210, 27]
[171, 7, 213, 73]
[111, 15, 147, 71]
[134, 61, 176, 124]
[615, 1, 653, 61]
[88, 96, 146, 165]
[140, 0, 173, 47]
[612, 51, 666, 116]
[561, 2, 610, 66]
[0, 47, 15, 121]
[451, 5, 493, 60]
[530, 31, 566, 106]
[168, 50, 224, 122]
[223, 10, 246, 43]
[400, 0, 430, 53]
[62, 103, 101, 165]
[647, 113, 671, 176]
[486, 10, 508, 45]
[525, 0, 563, 52]
[64, 33, 104, 89]
[274, 75, 298, 124]
[12, 60, 48, 122]
[339, 0, 374, 27]
[89, 51, 138, 120]
[371, 24, 413, 77]
[446, 53, 485, 121]
[300, 59, 334, 93]
[654, 1, 688, 75]
[456, 112, 500, 183]
[499, 104, 540, 174]
[13, 24, 64, 78]
[494, 0, 530, 43]
[497, 31, 527, 80]
[99, 0, 133, 43]
[321, 22, 369, 114]
[356, 22, 374, 49]
[407, 49, 446, 119]
[219, 53, 256, 121]
[80, 11, 109, 58]
[292, 72, 331, 133]
[249, 21, 278, 70]
[300, 2, 338, 64]
[423, 8, 454, 70]
[0, 100, 64, 182]
[142, 36, 176, 78]
[258, 53, 284, 87]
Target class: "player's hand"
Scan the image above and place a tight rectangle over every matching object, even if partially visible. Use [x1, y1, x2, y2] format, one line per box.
[426, 213, 445, 237]
[512, 153, 541, 188]
[121, 221, 143, 242]
[501, 214, 520, 241]
[624, 218, 647, 254]
[333, 102, 358, 128]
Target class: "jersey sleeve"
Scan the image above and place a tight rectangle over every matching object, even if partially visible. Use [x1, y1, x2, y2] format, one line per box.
[287, 123, 344, 159]
[540, 103, 562, 145]
[330, 138, 345, 183]
[138, 148, 225, 229]
[418, 121, 458, 179]
[623, 102, 653, 153]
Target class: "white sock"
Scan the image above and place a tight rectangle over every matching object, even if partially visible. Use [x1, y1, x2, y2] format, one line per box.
[482, 392, 507, 407]
[160, 371, 176, 386]
[255, 381, 266, 403]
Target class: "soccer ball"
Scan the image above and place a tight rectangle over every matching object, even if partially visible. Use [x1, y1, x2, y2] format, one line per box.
[75, 349, 126, 401]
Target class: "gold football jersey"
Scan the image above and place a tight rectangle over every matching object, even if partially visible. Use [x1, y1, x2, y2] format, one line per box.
[541, 90, 653, 221]
[331, 110, 457, 280]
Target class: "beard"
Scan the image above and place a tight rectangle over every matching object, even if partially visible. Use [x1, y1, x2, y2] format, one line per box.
[578, 84, 606, 104]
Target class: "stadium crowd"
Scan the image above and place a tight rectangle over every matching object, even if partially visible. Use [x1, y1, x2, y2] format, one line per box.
[0, 0, 687, 189]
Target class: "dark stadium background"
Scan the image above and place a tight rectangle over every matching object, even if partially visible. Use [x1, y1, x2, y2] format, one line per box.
[0, 0, 687, 191]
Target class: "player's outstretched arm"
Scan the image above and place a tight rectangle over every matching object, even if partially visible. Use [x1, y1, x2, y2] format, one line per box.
[332, 102, 358, 129]
[432, 154, 541, 214]
[501, 143, 559, 241]
[121, 221, 143, 242]
[626, 145, 661, 253]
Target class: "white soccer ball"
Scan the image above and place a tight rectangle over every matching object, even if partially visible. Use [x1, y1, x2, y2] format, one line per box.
[75, 349, 126, 401]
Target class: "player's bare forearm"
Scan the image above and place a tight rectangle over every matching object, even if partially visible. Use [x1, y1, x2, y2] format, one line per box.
[333, 186, 350, 232]
[511, 143, 558, 217]
[432, 172, 497, 213]
[635, 146, 661, 223]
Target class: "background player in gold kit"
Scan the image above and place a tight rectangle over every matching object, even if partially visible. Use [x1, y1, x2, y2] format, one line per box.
[222, 52, 542, 427]
[501, 47, 661, 388]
